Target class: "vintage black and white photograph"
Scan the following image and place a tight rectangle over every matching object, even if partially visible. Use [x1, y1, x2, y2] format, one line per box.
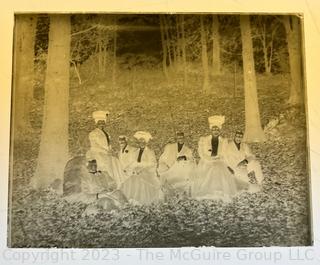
[8, 13, 311, 248]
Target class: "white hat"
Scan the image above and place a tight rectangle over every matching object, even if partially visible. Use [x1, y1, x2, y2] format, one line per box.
[133, 131, 152, 143]
[92, 110, 109, 123]
[118, 135, 128, 141]
[208, 115, 225, 129]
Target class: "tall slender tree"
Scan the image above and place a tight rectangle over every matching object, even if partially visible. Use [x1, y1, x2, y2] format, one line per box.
[212, 15, 221, 75]
[283, 16, 303, 105]
[240, 15, 265, 142]
[159, 15, 169, 80]
[169, 16, 177, 65]
[112, 15, 118, 88]
[175, 15, 181, 68]
[254, 16, 279, 74]
[12, 15, 37, 135]
[31, 15, 71, 193]
[97, 30, 104, 75]
[200, 15, 209, 92]
[180, 15, 187, 85]
[163, 15, 173, 67]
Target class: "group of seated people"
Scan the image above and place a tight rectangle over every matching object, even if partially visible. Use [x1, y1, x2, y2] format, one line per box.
[84, 111, 263, 205]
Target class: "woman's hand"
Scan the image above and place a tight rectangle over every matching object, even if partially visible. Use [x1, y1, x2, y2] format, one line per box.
[177, 155, 187, 161]
[134, 164, 143, 174]
[106, 149, 113, 155]
[237, 159, 248, 167]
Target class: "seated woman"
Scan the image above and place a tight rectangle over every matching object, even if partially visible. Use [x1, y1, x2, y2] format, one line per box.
[86, 110, 125, 189]
[120, 131, 163, 205]
[118, 135, 138, 178]
[158, 132, 196, 195]
[62, 156, 127, 210]
[224, 130, 263, 191]
[192, 115, 241, 202]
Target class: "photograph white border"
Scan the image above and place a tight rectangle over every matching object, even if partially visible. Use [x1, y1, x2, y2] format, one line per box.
[1, 0, 320, 264]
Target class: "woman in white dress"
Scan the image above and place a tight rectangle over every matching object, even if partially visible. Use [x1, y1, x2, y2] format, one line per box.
[224, 130, 263, 192]
[118, 135, 138, 177]
[158, 132, 196, 194]
[86, 110, 125, 189]
[193, 115, 240, 202]
[120, 131, 163, 205]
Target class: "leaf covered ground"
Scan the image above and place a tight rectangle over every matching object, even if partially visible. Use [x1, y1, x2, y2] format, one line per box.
[9, 68, 311, 247]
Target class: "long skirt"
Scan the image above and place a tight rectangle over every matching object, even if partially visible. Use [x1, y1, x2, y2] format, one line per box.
[233, 160, 263, 193]
[86, 150, 126, 188]
[120, 168, 163, 205]
[192, 159, 241, 202]
[82, 171, 117, 193]
[159, 161, 195, 193]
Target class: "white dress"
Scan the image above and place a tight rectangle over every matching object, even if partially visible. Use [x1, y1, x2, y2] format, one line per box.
[158, 143, 196, 193]
[224, 140, 263, 185]
[86, 128, 124, 188]
[193, 135, 239, 202]
[120, 147, 163, 205]
[118, 144, 139, 178]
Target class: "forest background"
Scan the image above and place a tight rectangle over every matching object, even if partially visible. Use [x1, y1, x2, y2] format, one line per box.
[8, 13, 311, 248]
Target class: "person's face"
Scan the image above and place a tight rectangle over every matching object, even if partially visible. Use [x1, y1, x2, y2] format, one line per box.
[96, 120, 106, 130]
[138, 138, 146, 148]
[211, 126, 221, 137]
[119, 138, 127, 148]
[176, 135, 185, 144]
[234, 133, 243, 144]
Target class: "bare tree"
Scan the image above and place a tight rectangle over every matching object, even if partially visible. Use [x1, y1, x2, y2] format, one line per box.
[12, 15, 37, 135]
[159, 15, 169, 80]
[254, 16, 279, 74]
[240, 15, 265, 142]
[31, 15, 71, 193]
[200, 15, 209, 92]
[163, 15, 173, 67]
[180, 15, 187, 85]
[169, 17, 177, 66]
[97, 31, 103, 75]
[283, 16, 303, 105]
[175, 15, 181, 68]
[212, 15, 221, 75]
[112, 16, 118, 88]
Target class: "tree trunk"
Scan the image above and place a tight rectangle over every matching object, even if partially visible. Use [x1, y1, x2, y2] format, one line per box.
[257, 18, 278, 75]
[212, 15, 221, 75]
[112, 16, 117, 88]
[175, 15, 181, 68]
[159, 15, 169, 80]
[98, 33, 103, 75]
[284, 16, 302, 105]
[163, 16, 172, 67]
[267, 24, 279, 74]
[180, 15, 187, 85]
[31, 15, 71, 193]
[12, 15, 37, 135]
[262, 39, 270, 74]
[240, 15, 265, 142]
[259, 20, 270, 75]
[102, 42, 107, 75]
[165, 16, 176, 66]
[267, 37, 274, 74]
[200, 16, 209, 92]
[170, 17, 177, 66]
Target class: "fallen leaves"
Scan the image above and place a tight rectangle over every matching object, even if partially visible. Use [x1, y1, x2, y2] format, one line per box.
[9, 72, 310, 247]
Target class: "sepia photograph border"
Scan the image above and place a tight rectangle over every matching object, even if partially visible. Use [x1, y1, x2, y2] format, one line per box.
[1, 0, 320, 264]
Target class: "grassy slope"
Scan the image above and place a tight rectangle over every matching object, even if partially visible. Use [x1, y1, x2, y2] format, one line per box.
[9, 66, 310, 247]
